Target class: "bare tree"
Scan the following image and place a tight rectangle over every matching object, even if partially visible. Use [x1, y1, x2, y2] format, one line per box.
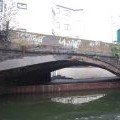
[0, 0, 17, 43]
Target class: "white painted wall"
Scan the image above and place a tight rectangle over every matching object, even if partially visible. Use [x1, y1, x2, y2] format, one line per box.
[52, 4, 84, 38]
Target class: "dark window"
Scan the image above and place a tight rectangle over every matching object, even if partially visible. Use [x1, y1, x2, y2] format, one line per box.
[0, 25, 1, 30]
[17, 3, 27, 10]
[56, 22, 60, 29]
[56, 8, 60, 14]
[17, 28, 27, 32]
[64, 24, 71, 30]
[64, 9, 71, 16]
[0, 0, 3, 12]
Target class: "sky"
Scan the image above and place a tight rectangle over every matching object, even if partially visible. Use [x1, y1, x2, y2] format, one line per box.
[54, 0, 120, 43]
[15, 0, 120, 43]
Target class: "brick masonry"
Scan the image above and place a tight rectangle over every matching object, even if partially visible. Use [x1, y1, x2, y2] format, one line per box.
[8, 81, 120, 94]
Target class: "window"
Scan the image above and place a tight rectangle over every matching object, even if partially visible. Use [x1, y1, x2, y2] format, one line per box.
[0, 0, 3, 12]
[17, 3, 27, 10]
[0, 25, 1, 30]
[55, 22, 60, 29]
[16, 28, 27, 32]
[64, 24, 71, 30]
[64, 9, 71, 16]
[56, 8, 60, 14]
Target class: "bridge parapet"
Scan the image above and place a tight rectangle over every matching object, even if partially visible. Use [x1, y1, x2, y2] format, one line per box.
[4, 30, 112, 56]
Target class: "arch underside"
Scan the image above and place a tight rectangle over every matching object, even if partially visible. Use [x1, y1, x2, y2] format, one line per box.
[0, 57, 120, 86]
[49, 60, 120, 76]
[1, 59, 120, 80]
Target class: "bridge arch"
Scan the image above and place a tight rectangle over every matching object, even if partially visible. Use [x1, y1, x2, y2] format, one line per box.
[0, 54, 120, 86]
[48, 56, 120, 77]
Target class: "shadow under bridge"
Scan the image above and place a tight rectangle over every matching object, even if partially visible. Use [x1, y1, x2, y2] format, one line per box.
[1, 57, 120, 86]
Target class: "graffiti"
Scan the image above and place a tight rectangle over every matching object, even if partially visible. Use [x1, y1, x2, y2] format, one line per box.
[90, 41, 100, 47]
[90, 42, 95, 47]
[9, 31, 112, 55]
[95, 41, 100, 46]
[15, 31, 44, 44]
[59, 38, 81, 48]
[105, 43, 109, 47]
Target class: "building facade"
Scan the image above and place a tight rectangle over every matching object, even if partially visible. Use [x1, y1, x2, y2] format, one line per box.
[0, 0, 84, 39]
[52, 4, 84, 38]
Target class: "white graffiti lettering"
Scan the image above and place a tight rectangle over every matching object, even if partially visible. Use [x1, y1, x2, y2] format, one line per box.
[90, 42, 95, 47]
[95, 41, 100, 46]
[59, 38, 81, 48]
[16, 32, 44, 43]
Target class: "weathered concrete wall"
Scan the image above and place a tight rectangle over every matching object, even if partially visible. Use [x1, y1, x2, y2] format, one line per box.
[0, 49, 26, 62]
[8, 81, 120, 94]
[7, 30, 112, 56]
[0, 30, 115, 70]
[0, 30, 116, 72]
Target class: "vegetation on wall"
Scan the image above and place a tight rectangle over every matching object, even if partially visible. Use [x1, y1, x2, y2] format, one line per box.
[0, 0, 17, 43]
[16, 39, 30, 52]
[111, 43, 120, 58]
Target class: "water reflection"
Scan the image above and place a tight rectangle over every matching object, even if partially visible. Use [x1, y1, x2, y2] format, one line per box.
[0, 89, 120, 120]
[51, 94, 105, 104]
[79, 114, 120, 120]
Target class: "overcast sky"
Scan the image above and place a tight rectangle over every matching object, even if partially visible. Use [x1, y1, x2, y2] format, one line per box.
[54, 0, 120, 43]
[16, 0, 120, 43]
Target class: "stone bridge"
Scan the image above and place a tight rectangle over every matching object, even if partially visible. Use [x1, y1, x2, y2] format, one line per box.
[0, 30, 119, 86]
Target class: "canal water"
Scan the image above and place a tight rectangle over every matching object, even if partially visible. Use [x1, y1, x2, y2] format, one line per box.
[1, 89, 120, 120]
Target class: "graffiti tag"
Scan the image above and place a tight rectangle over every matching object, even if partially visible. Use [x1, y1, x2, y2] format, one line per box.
[16, 32, 44, 44]
[59, 38, 81, 48]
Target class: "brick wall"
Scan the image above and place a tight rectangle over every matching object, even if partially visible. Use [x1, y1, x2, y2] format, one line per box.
[9, 81, 120, 94]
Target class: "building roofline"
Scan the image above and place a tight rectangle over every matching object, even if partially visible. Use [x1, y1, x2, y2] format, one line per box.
[56, 5, 83, 11]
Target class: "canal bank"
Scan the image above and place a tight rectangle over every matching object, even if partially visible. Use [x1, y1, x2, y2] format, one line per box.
[7, 78, 120, 95]
[0, 67, 120, 95]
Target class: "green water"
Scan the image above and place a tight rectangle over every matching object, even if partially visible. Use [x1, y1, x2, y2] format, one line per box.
[1, 89, 120, 120]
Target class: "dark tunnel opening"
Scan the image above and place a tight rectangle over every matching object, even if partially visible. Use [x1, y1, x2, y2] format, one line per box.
[0, 60, 119, 86]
